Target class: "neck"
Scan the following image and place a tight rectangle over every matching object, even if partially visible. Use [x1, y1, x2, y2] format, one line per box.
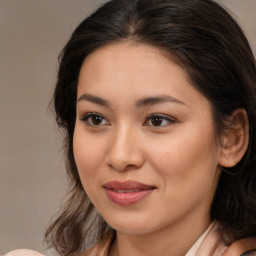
[109, 216, 211, 256]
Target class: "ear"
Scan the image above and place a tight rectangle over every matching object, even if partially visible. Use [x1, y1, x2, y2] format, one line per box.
[218, 109, 249, 168]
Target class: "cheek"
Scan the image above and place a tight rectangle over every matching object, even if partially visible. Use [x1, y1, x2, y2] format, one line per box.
[73, 125, 103, 184]
[146, 127, 219, 190]
[73, 126, 109, 208]
[144, 131, 220, 222]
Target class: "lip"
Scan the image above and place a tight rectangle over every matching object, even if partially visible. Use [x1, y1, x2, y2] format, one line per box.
[103, 180, 156, 206]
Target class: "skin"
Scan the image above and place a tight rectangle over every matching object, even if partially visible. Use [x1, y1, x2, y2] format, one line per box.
[73, 42, 225, 256]
[223, 238, 256, 256]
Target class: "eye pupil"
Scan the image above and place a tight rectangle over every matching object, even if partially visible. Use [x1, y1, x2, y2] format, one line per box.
[92, 115, 102, 125]
[151, 117, 162, 126]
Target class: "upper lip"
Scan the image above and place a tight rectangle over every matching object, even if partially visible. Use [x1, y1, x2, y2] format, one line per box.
[103, 180, 156, 190]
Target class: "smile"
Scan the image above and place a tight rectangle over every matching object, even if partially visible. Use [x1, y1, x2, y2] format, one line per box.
[112, 189, 140, 193]
[103, 180, 156, 205]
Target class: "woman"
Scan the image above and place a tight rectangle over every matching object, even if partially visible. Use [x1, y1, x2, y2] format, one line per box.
[6, 0, 256, 255]
[45, 0, 256, 255]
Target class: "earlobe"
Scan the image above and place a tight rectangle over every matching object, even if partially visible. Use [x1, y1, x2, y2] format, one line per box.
[218, 109, 249, 168]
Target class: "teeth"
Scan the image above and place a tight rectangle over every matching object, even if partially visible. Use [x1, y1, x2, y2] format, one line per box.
[113, 189, 140, 193]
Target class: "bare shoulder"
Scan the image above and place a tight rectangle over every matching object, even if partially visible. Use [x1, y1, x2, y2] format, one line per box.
[223, 237, 256, 256]
[4, 249, 44, 256]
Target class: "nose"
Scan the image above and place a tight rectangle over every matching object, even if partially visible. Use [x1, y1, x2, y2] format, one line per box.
[106, 125, 145, 172]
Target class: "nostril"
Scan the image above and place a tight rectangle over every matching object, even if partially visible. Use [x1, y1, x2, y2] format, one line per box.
[107, 144, 144, 171]
[108, 162, 138, 172]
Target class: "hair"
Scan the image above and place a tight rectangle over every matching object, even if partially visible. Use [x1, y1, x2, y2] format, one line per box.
[45, 0, 256, 255]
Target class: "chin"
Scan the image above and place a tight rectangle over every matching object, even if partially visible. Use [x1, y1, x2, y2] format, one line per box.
[104, 214, 160, 235]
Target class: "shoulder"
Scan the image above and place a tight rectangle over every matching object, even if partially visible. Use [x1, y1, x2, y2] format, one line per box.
[4, 249, 44, 256]
[223, 237, 256, 256]
[194, 222, 256, 256]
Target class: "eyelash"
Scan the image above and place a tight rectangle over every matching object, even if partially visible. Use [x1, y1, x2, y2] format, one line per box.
[143, 114, 176, 127]
[80, 112, 110, 126]
[80, 112, 176, 127]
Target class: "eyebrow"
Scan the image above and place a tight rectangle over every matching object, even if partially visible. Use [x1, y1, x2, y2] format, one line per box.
[77, 93, 111, 108]
[77, 93, 185, 108]
[135, 95, 185, 108]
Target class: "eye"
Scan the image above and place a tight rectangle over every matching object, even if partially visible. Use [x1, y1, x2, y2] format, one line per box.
[80, 112, 110, 126]
[144, 114, 175, 127]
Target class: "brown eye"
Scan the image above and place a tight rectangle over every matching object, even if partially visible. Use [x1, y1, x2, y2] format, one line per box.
[144, 114, 175, 127]
[91, 115, 103, 125]
[80, 113, 110, 126]
[151, 117, 163, 126]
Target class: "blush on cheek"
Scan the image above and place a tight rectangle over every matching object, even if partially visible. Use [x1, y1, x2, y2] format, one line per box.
[152, 135, 217, 182]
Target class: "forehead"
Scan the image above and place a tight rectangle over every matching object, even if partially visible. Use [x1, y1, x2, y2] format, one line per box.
[78, 43, 211, 110]
[78, 42, 191, 96]
[80, 42, 172, 78]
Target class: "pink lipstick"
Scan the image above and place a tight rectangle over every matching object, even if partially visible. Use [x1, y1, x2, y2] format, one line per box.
[103, 180, 156, 205]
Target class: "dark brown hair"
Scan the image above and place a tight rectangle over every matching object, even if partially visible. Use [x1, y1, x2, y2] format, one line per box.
[45, 0, 256, 255]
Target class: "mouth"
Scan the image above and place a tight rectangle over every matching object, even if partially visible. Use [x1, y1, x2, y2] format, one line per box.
[103, 180, 156, 205]
[110, 189, 141, 193]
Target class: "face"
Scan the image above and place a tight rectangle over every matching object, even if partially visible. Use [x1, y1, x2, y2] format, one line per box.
[73, 42, 222, 236]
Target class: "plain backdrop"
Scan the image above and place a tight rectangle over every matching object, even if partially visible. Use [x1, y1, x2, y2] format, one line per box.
[0, 0, 255, 255]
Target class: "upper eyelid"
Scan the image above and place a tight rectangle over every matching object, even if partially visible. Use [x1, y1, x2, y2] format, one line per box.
[145, 113, 176, 121]
[80, 112, 103, 119]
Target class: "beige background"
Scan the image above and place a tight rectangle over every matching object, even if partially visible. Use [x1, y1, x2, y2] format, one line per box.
[0, 0, 255, 255]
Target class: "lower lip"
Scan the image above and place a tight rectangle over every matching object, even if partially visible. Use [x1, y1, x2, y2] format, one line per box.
[104, 189, 154, 206]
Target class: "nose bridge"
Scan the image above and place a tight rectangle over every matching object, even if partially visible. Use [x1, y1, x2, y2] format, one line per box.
[107, 123, 144, 171]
